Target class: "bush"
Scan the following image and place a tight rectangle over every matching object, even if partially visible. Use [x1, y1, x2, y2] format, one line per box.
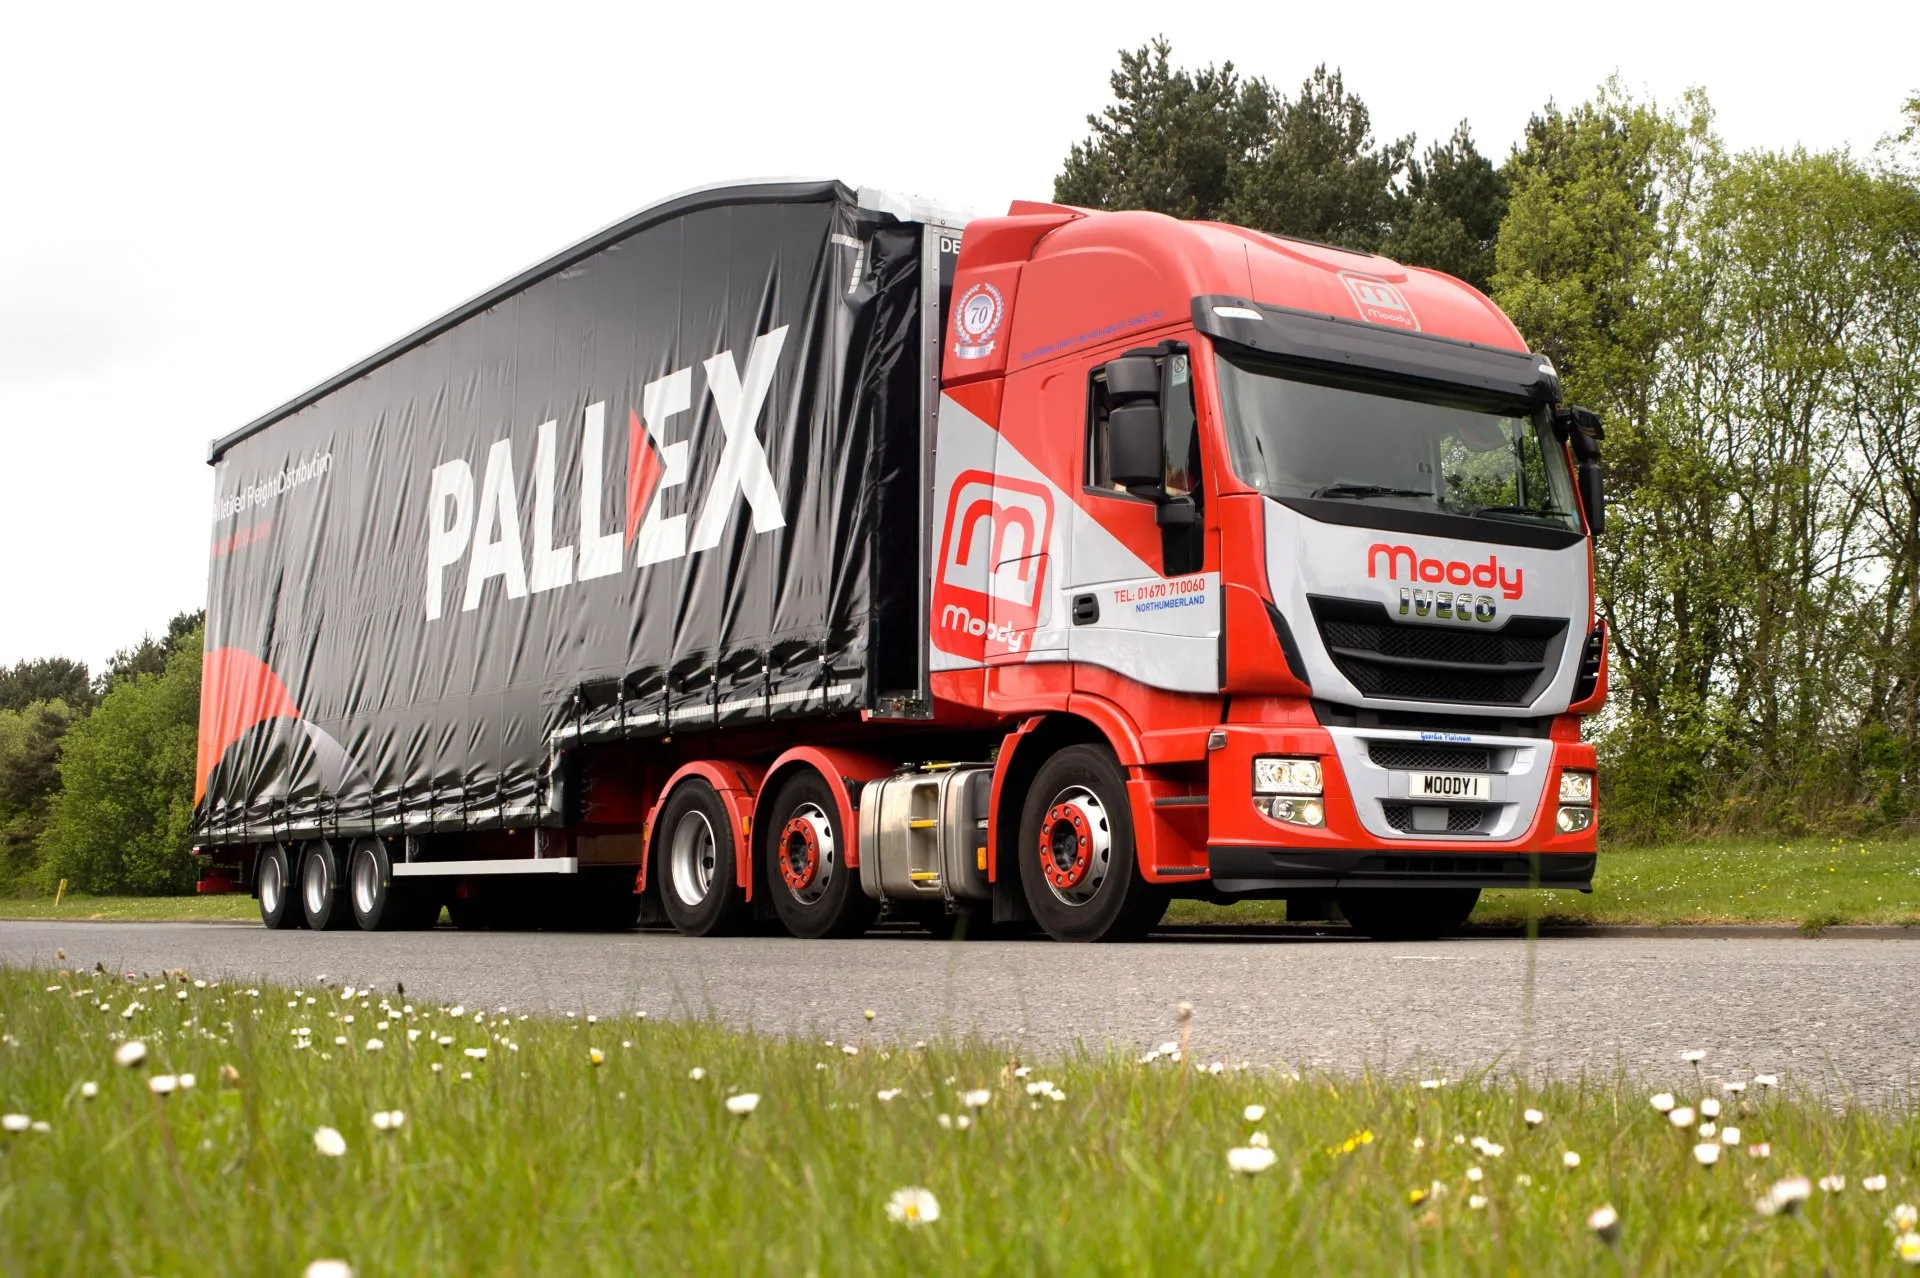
[37, 629, 201, 895]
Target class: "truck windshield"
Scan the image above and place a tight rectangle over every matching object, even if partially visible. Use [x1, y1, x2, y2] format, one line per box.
[1214, 352, 1581, 532]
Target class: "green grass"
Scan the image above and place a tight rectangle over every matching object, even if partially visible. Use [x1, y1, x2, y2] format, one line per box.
[1168, 836, 1920, 931]
[0, 968, 1916, 1274]
[0, 893, 257, 922]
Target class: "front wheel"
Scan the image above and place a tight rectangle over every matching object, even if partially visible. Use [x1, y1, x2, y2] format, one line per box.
[762, 771, 878, 940]
[1337, 888, 1481, 940]
[1017, 744, 1168, 942]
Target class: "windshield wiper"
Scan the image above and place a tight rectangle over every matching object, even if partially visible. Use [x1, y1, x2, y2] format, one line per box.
[1311, 483, 1434, 501]
[1467, 504, 1571, 524]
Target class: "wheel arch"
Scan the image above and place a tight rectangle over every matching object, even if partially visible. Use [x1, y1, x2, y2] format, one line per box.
[644, 759, 764, 901]
[755, 746, 894, 871]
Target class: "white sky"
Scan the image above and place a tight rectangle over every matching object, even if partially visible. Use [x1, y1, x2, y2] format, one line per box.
[1, 0, 1912, 671]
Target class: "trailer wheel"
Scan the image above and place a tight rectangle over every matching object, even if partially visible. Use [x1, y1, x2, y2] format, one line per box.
[299, 840, 353, 930]
[656, 780, 747, 937]
[1337, 888, 1480, 941]
[1017, 744, 1168, 943]
[347, 838, 435, 931]
[257, 842, 305, 930]
[761, 770, 879, 940]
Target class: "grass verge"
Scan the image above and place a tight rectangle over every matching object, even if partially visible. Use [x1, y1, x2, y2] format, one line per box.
[0, 894, 257, 922]
[0, 967, 1917, 1274]
[1168, 836, 1920, 930]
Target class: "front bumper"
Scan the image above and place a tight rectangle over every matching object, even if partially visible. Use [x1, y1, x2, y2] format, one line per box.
[1208, 846, 1595, 894]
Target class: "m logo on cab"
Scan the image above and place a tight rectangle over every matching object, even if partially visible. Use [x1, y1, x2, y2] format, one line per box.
[932, 471, 1054, 660]
[423, 328, 789, 621]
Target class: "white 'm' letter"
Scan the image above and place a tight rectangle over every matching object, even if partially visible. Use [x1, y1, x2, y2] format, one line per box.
[462, 439, 529, 611]
[424, 459, 474, 621]
[529, 419, 575, 592]
[690, 326, 789, 552]
[576, 402, 623, 580]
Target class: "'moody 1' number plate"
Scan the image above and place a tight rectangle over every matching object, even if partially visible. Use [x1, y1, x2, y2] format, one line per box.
[1410, 772, 1490, 801]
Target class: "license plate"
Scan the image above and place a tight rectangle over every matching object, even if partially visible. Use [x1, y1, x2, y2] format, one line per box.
[1409, 772, 1490, 801]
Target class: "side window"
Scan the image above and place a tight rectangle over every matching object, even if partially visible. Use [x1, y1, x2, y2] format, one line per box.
[1086, 349, 1202, 500]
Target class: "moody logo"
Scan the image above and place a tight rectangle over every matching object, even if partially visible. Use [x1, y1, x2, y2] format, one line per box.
[1367, 543, 1523, 601]
[932, 470, 1054, 659]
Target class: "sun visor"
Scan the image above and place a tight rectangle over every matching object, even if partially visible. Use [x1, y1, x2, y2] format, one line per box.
[1192, 295, 1560, 405]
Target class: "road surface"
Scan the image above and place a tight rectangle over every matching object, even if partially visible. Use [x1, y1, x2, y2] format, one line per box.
[1, 921, 1912, 1102]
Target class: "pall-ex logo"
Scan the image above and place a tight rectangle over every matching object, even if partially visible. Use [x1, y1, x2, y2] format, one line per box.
[1368, 543, 1522, 625]
[932, 470, 1053, 659]
[423, 327, 789, 621]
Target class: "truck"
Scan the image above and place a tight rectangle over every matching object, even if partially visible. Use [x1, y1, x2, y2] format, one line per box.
[192, 178, 1607, 942]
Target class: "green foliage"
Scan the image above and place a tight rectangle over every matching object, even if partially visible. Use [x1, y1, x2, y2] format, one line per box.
[1054, 37, 1274, 221]
[37, 625, 203, 895]
[0, 658, 93, 714]
[95, 608, 204, 698]
[1055, 42, 1505, 287]
[0, 700, 77, 888]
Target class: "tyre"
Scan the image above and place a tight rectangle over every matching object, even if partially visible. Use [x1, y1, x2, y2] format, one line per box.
[256, 842, 304, 930]
[348, 838, 436, 931]
[1017, 744, 1169, 942]
[1337, 888, 1481, 940]
[655, 780, 748, 937]
[299, 839, 353, 931]
[761, 770, 879, 940]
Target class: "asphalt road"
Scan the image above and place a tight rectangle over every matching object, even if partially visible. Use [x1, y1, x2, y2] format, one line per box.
[3, 921, 1914, 1103]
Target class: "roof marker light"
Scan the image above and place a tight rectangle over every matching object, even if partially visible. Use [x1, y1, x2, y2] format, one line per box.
[1211, 305, 1264, 321]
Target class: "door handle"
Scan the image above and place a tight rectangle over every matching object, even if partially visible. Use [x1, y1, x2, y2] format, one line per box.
[1072, 594, 1099, 626]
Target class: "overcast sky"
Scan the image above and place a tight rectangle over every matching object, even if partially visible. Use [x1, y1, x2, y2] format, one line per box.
[1, 0, 1912, 671]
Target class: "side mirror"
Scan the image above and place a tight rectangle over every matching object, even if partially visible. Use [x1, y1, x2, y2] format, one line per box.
[1578, 460, 1604, 536]
[1108, 403, 1164, 488]
[1553, 404, 1605, 537]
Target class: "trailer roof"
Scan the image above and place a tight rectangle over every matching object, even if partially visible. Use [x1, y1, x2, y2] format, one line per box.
[206, 178, 859, 464]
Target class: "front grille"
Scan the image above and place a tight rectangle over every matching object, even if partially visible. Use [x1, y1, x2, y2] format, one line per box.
[1382, 804, 1493, 834]
[1310, 598, 1567, 706]
[1367, 742, 1493, 772]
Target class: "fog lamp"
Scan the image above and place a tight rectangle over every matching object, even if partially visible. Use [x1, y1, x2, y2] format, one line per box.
[1265, 797, 1326, 828]
[1556, 805, 1593, 833]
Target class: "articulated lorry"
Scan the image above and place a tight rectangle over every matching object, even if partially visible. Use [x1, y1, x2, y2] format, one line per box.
[193, 178, 1607, 942]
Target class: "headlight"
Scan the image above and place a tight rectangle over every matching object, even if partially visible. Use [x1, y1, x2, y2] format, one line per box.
[1558, 771, 1594, 804]
[1254, 757, 1322, 795]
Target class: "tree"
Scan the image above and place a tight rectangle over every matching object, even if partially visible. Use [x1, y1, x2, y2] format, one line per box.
[39, 624, 203, 895]
[0, 657, 92, 714]
[1228, 64, 1410, 251]
[0, 699, 76, 888]
[95, 609, 204, 698]
[1055, 37, 1275, 221]
[1381, 123, 1507, 291]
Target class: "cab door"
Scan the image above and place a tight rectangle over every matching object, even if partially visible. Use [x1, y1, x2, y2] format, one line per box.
[1065, 344, 1221, 696]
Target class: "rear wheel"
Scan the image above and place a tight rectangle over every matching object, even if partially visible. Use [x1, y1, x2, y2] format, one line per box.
[656, 780, 748, 937]
[348, 838, 438, 930]
[299, 840, 353, 931]
[762, 771, 878, 940]
[1018, 744, 1168, 943]
[1338, 888, 1481, 940]
[257, 842, 304, 930]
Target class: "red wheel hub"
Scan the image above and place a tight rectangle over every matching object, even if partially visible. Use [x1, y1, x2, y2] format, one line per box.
[780, 816, 820, 891]
[1039, 802, 1093, 890]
